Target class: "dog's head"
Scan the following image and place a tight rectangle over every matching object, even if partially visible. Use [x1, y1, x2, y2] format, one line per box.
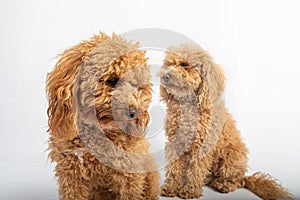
[47, 33, 152, 139]
[76, 35, 152, 138]
[159, 43, 225, 107]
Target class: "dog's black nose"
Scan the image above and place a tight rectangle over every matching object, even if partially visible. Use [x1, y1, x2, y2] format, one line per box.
[163, 74, 171, 83]
[127, 107, 138, 119]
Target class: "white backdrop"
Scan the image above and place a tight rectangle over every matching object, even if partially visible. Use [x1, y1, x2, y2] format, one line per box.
[0, 0, 299, 199]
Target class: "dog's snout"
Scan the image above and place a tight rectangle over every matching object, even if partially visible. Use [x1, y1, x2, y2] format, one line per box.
[127, 107, 138, 119]
[162, 74, 171, 83]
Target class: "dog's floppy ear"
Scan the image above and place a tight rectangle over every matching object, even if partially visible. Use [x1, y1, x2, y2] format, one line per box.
[46, 33, 109, 138]
[197, 59, 226, 108]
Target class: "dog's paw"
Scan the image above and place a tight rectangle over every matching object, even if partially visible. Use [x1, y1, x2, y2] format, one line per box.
[209, 179, 239, 193]
[160, 184, 177, 197]
[178, 184, 202, 199]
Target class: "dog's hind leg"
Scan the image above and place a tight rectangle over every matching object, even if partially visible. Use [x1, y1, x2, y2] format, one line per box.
[207, 144, 248, 193]
[207, 114, 249, 193]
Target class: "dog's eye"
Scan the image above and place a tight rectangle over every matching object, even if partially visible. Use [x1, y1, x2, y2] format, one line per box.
[106, 78, 119, 87]
[180, 62, 189, 68]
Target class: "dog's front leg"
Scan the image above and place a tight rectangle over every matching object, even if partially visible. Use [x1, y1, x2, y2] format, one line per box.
[160, 155, 185, 197]
[107, 172, 146, 200]
[178, 150, 212, 199]
[144, 171, 160, 200]
[55, 158, 91, 200]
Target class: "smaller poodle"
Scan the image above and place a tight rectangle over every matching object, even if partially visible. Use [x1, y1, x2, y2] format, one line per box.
[158, 43, 293, 200]
[46, 33, 160, 200]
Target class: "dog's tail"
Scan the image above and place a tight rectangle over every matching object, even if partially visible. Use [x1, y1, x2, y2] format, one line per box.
[244, 172, 293, 200]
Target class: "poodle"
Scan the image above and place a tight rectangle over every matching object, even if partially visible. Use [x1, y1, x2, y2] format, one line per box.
[158, 43, 293, 200]
[46, 33, 160, 200]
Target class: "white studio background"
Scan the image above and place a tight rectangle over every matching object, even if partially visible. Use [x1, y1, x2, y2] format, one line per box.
[0, 0, 299, 199]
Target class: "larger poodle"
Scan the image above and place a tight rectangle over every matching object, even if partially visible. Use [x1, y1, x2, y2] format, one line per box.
[46, 33, 160, 200]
